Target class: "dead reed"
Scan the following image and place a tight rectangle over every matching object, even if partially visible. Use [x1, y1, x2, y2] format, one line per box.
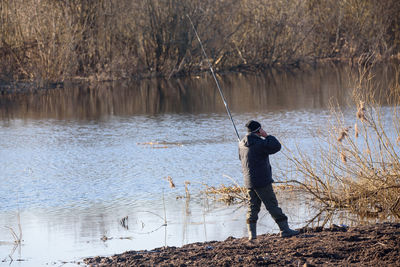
[184, 181, 191, 199]
[166, 176, 176, 188]
[202, 181, 299, 205]
[2, 212, 22, 263]
[203, 184, 248, 205]
[201, 175, 248, 205]
[285, 59, 400, 221]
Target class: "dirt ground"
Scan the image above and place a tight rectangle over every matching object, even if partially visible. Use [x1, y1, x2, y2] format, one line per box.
[84, 222, 400, 266]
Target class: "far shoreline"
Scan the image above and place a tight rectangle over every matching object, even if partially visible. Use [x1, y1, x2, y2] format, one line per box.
[1, 58, 398, 96]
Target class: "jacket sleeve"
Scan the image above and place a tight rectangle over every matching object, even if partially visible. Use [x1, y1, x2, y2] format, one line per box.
[262, 135, 281, 155]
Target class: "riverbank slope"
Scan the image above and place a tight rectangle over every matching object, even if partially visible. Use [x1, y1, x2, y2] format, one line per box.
[84, 222, 400, 266]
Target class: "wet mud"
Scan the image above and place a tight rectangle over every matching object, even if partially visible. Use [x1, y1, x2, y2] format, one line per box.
[84, 222, 400, 266]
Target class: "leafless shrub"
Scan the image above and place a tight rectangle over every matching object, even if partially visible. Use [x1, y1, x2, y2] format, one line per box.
[285, 59, 400, 220]
[1, 0, 399, 83]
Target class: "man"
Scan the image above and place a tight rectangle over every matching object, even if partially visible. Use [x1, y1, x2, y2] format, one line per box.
[239, 120, 299, 240]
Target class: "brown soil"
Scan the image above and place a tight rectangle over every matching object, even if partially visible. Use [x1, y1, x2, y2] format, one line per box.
[84, 222, 400, 266]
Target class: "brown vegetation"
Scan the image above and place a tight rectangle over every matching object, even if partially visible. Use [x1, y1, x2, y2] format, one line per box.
[200, 60, 400, 224]
[0, 0, 399, 83]
[203, 183, 248, 205]
[284, 59, 400, 222]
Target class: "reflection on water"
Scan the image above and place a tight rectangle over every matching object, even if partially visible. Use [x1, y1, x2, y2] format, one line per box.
[0, 191, 316, 265]
[1, 64, 379, 120]
[0, 64, 396, 265]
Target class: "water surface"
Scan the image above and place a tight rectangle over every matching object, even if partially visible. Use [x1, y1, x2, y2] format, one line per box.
[0, 64, 395, 265]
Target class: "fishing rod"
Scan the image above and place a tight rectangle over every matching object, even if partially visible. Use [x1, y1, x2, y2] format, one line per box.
[187, 15, 241, 142]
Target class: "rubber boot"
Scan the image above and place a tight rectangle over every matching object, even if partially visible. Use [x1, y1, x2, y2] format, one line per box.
[247, 223, 257, 240]
[277, 220, 299, 238]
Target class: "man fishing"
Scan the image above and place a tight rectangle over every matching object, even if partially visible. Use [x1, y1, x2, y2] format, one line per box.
[239, 120, 299, 240]
[188, 15, 298, 240]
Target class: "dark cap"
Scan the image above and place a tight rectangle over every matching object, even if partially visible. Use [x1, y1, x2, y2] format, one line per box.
[245, 120, 261, 133]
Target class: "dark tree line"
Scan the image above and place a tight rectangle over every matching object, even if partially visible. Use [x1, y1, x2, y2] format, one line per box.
[0, 0, 399, 83]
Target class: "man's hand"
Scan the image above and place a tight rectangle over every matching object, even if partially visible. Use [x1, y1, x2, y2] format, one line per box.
[259, 128, 268, 138]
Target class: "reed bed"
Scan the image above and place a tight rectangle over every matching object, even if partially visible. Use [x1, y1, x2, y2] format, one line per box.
[202, 183, 300, 206]
[201, 173, 299, 206]
[202, 184, 248, 205]
[285, 59, 400, 221]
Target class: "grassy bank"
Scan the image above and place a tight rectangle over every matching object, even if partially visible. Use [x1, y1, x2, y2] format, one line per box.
[1, 0, 399, 84]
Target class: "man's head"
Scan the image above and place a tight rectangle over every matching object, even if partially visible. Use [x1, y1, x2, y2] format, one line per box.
[245, 120, 267, 137]
[246, 120, 261, 133]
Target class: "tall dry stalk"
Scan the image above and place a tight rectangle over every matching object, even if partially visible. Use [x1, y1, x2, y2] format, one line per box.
[285, 59, 400, 221]
[2, 212, 22, 262]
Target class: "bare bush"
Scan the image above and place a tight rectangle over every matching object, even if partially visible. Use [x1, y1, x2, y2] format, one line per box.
[0, 0, 399, 83]
[285, 59, 400, 221]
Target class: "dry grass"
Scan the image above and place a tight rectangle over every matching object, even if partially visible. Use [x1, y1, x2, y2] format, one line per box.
[203, 184, 248, 205]
[285, 59, 400, 221]
[201, 174, 298, 205]
[201, 175, 247, 205]
[137, 141, 183, 149]
[202, 181, 299, 206]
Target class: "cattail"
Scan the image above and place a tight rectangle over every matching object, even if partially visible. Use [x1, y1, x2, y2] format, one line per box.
[166, 176, 175, 188]
[337, 128, 349, 142]
[184, 181, 191, 198]
[340, 151, 347, 163]
[356, 101, 368, 122]
[354, 123, 359, 138]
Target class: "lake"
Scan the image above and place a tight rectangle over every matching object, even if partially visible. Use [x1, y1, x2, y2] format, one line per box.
[0, 64, 395, 265]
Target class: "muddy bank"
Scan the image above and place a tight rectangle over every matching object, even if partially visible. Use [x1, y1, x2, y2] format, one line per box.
[84, 222, 400, 266]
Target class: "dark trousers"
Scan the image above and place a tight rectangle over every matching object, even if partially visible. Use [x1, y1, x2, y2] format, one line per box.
[246, 183, 287, 224]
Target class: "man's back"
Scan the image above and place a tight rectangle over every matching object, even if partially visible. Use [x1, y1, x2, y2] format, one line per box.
[239, 133, 281, 188]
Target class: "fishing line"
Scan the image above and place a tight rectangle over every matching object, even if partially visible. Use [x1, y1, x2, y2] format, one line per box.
[187, 15, 240, 141]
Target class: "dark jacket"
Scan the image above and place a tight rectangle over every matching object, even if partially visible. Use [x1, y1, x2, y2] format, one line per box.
[239, 133, 281, 188]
